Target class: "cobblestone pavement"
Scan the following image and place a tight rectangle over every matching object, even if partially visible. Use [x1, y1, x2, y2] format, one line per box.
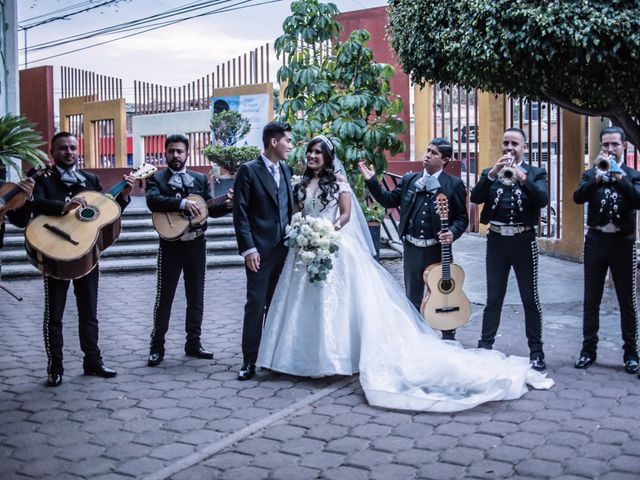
[1, 235, 639, 479]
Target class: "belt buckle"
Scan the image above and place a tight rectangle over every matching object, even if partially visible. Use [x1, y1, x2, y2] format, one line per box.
[602, 223, 618, 233]
[501, 226, 516, 236]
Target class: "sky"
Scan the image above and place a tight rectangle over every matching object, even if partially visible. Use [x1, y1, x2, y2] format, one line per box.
[19, 0, 389, 102]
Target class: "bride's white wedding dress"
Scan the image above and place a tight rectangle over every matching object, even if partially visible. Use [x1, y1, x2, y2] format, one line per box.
[257, 181, 553, 412]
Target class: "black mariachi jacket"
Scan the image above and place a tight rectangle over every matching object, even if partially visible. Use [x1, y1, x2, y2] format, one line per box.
[145, 168, 229, 219]
[573, 164, 640, 234]
[470, 163, 548, 226]
[366, 171, 469, 240]
[32, 168, 130, 217]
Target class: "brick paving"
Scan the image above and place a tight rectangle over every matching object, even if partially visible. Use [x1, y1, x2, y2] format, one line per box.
[1, 235, 639, 479]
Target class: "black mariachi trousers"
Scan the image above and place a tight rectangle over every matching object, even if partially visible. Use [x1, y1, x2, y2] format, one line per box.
[242, 243, 288, 364]
[581, 229, 638, 361]
[150, 235, 207, 355]
[478, 230, 544, 356]
[403, 240, 456, 338]
[43, 266, 102, 374]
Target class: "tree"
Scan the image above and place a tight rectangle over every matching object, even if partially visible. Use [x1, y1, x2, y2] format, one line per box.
[387, 0, 640, 146]
[0, 114, 47, 177]
[275, 0, 405, 197]
[211, 110, 251, 147]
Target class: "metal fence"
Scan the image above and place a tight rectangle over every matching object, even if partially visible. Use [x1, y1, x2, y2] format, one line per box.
[66, 113, 85, 169]
[141, 132, 211, 168]
[133, 43, 270, 116]
[506, 98, 561, 239]
[431, 84, 480, 232]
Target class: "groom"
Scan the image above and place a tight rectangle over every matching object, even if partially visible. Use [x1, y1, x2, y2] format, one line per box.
[359, 138, 468, 340]
[233, 121, 294, 380]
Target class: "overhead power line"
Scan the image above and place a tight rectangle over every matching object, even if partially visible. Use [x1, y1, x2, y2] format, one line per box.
[25, 0, 282, 65]
[19, 0, 123, 30]
[23, 0, 235, 52]
[21, 1, 99, 23]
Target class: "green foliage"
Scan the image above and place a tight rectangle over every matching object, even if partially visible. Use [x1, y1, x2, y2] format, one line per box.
[359, 200, 386, 223]
[211, 110, 251, 147]
[275, 0, 406, 198]
[388, 0, 640, 146]
[0, 113, 48, 177]
[203, 144, 260, 175]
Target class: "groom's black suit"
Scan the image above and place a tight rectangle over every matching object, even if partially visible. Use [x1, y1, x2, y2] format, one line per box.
[366, 171, 468, 332]
[233, 156, 294, 364]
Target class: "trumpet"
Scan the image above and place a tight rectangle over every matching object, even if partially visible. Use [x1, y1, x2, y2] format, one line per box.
[497, 157, 519, 186]
[595, 155, 613, 177]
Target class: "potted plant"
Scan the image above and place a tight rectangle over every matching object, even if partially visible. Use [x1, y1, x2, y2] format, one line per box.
[0, 113, 48, 178]
[204, 110, 259, 194]
[359, 199, 386, 260]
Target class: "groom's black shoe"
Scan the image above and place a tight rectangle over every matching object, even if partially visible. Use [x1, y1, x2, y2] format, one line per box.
[238, 362, 256, 381]
[185, 346, 214, 360]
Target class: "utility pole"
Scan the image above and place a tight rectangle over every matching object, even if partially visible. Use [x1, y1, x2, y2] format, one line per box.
[23, 28, 27, 69]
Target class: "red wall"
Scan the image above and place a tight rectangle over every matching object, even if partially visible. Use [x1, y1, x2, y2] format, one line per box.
[19, 66, 55, 166]
[336, 7, 410, 162]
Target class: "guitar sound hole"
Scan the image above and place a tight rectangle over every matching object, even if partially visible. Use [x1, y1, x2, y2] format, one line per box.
[76, 207, 99, 222]
[439, 279, 454, 294]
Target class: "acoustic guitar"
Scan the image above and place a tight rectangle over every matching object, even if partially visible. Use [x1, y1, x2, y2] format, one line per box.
[0, 166, 51, 223]
[152, 193, 229, 241]
[25, 163, 157, 280]
[420, 193, 471, 331]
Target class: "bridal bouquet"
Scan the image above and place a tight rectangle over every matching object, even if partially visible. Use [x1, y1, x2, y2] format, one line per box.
[284, 212, 340, 285]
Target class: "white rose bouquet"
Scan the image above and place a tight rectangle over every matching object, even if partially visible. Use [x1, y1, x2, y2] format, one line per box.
[284, 212, 340, 285]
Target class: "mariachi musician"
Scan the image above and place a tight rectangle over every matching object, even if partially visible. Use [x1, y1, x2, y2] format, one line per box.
[470, 127, 548, 371]
[145, 133, 232, 367]
[359, 137, 468, 340]
[33, 132, 134, 387]
[573, 126, 640, 376]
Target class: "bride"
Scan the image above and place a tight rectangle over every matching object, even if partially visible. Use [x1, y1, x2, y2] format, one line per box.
[256, 135, 553, 412]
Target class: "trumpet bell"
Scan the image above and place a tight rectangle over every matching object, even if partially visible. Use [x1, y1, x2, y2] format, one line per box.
[497, 166, 517, 186]
[594, 155, 612, 177]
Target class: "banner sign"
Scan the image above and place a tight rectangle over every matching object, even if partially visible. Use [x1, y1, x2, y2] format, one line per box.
[210, 94, 270, 147]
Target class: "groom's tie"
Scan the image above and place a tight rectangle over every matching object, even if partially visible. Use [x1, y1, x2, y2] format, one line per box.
[269, 163, 280, 188]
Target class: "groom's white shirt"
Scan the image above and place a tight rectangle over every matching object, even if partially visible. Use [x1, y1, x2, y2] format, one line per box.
[240, 153, 282, 258]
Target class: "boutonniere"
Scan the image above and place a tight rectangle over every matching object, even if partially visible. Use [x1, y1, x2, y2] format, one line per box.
[291, 175, 302, 187]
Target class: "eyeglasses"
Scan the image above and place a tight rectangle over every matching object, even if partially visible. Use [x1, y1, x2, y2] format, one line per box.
[601, 142, 622, 148]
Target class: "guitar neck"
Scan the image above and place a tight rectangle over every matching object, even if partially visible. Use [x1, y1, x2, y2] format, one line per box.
[440, 219, 451, 281]
[0, 186, 22, 206]
[107, 179, 128, 199]
[1, 168, 48, 207]
[208, 193, 228, 208]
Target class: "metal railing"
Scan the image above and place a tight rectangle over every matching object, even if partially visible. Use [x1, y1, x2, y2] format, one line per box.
[373, 171, 403, 244]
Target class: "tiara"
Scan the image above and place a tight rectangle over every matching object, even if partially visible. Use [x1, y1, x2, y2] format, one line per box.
[313, 135, 334, 151]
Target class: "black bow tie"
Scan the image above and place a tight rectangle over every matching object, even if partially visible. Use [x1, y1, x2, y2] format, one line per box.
[168, 172, 195, 190]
